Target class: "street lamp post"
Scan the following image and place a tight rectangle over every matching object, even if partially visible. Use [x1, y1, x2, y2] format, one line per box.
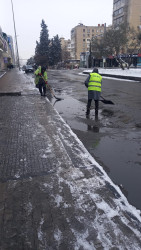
[11, 0, 20, 69]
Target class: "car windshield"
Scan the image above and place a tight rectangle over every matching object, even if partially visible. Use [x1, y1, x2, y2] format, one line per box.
[26, 65, 33, 68]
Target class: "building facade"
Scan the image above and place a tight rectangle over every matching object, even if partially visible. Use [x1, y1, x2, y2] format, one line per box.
[7, 35, 15, 66]
[71, 23, 106, 60]
[113, 0, 141, 30]
[60, 37, 71, 61]
[113, 0, 141, 67]
[0, 26, 15, 70]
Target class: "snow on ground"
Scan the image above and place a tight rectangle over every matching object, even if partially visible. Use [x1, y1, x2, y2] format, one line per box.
[7, 69, 141, 248]
[36, 102, 141, 248]
[82, 67, 141, 77]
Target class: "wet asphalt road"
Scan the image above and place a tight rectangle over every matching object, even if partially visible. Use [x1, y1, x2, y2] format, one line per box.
[27, 69, 141, 210]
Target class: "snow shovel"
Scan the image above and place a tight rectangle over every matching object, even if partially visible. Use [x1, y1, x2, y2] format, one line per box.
[100, 96, 114, 105]
[41, 75, 63, 101]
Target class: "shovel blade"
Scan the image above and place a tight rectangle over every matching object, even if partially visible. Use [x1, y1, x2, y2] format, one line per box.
[54, 95, 63, 101]
[100, 100, 114, 105]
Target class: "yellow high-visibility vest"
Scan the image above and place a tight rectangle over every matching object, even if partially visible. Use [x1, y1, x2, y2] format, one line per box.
[88, 73, 102, 92]
[34, 66, 47, 85]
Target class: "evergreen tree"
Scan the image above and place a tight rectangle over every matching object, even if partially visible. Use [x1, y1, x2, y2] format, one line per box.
[48, 38, 54, 66]
[53, 35, 62, 64]
[34, 20, 50, 66]
[49, 35, 62, 66]
[27, 56, 35, 65]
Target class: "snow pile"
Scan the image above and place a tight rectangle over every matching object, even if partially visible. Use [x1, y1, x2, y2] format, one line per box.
[83, 68, 141, 77]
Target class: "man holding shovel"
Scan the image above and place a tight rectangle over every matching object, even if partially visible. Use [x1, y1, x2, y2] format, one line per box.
[85, 67, 102, 118]
[34, 66, 48, 96]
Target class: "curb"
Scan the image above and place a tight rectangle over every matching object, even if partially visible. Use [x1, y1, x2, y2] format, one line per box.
[82, 71, 141, 82]
[0, 92, 21, 96]
[0, 72, 6, 79]
[101, 73, 141, 82]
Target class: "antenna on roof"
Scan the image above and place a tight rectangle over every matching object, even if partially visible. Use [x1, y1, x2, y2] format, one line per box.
[78, 21, 83, 26]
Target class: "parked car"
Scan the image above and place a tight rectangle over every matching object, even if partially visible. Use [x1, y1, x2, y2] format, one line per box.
[25, 65, 34, 73]
[22, 65, 26, 71]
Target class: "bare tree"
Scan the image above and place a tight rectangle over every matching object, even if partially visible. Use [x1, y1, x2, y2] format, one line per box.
[91, 25, 130, 69]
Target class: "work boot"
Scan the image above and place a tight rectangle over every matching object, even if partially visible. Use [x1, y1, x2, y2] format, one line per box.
[95, 109, 98, 120]
[86, 100, 91, 117]
[43, 87, 46, 96]
[86, 109, 90, 118]
[39, 89, 43, 96]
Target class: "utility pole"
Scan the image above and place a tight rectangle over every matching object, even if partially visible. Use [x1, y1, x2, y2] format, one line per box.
[11, 0, 20, 69]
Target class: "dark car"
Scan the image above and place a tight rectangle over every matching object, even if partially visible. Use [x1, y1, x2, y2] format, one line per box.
[25, 65, 34, 73]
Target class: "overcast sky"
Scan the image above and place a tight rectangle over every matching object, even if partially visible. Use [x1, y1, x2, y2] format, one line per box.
[0, 0, 113, 63]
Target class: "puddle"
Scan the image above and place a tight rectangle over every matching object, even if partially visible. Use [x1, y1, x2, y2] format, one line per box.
[93, 134, 141, 210]
[51, 96, 113, 133]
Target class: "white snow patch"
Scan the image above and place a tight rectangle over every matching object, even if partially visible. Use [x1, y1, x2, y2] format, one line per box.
[96, 200, 119, 218]
[72, 229, 95, 250]
[63, 202, 70, 208]
[43, 183, 49, 188]
[26, 202, 33, 215]
[55, 194, 63, 207]
[54, 228, 62, 242]
[39, 146, 54, 159]
[15, 173, 20, 179]
[38, 218, 44, 241]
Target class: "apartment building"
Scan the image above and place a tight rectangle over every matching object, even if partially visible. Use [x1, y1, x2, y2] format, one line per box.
[60, 37, 71, 61]
[60, 37, 71, 51]
[7, 35, 15, 65]
[0, 27, 15, 70]
[113, 0, 141, 30]
[71, 23, 106, 60]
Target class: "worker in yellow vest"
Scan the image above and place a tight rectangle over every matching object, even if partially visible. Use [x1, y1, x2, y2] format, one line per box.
[34, 66, 48, 96]
[85, 68, 102, 118]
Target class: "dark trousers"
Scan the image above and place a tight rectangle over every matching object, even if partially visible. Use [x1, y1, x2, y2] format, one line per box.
[86, 99, 99, 116]
[38, 78, 46, 96]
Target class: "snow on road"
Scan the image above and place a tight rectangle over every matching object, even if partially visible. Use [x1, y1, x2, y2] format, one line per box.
[82, 68, 141, 77]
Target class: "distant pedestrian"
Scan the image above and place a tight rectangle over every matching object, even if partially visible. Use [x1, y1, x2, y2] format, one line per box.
[85, 68, 102, 118]
[34, 66, 48, 96]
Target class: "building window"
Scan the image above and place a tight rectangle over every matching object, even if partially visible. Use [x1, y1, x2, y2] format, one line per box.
[113, 7, 123, 17]
[83, 29, 85, 32]
[87, 34, 90, 37]
[113, 0, 124, 11]
[92, 29, 94, 32]
[113, 16, 123, 25]
[83, 39, 85, 42]
[87, 29, 90, 33]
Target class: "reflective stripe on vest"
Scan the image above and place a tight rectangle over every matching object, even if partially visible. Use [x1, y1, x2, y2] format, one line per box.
[88, 73, 102, 92]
